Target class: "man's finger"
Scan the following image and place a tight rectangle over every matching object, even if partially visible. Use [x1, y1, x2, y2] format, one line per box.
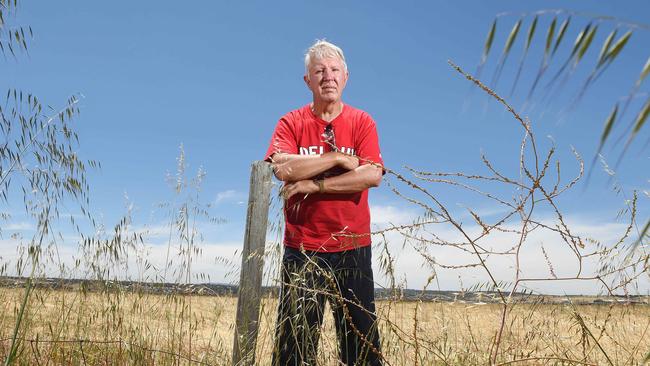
[282, 183, 295, 200]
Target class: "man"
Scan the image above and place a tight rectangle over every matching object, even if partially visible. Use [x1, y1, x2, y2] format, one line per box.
[264, 39, 384, 365]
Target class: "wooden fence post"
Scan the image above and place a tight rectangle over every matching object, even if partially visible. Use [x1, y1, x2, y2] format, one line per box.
[232, 161, 273, 366]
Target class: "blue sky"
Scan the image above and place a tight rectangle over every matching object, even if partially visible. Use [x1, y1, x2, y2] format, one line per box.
[2, 1, 649, 294]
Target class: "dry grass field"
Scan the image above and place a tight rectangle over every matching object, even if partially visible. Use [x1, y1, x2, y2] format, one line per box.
[1, 287, 649, 365]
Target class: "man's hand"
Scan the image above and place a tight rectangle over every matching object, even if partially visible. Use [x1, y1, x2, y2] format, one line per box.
[336, 152, 359, 171]
[282, 179, 319, 200]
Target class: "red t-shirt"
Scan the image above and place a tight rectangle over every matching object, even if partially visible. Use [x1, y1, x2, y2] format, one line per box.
[264, 104, 383, 252]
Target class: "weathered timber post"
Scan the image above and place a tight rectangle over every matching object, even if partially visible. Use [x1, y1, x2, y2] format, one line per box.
[232, 161, 273, 366]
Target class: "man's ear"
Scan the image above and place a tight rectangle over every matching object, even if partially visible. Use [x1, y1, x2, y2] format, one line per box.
[303, 74, 309, 87]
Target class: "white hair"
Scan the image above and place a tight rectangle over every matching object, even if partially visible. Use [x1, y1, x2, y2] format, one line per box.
[304, 39, 348, 74]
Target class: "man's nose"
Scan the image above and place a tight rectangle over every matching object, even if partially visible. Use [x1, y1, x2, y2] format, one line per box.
[322, 69, 334, 80]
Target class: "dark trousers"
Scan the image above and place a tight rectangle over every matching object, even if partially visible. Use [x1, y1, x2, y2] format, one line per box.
[272, 246, 382, 366]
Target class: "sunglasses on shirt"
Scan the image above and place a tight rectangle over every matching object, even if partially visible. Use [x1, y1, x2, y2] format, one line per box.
[322, 124, 338, 152]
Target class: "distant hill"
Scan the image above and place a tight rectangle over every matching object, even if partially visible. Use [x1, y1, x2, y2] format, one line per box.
[1, 276, 648, 305]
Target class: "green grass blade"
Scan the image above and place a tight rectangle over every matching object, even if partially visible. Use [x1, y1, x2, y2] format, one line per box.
[631, 98, 649, 136]
[490, 18, 522, 88]
[528, 17, 556, 99]
[597, 29, 618, 67]
[618, 56, 650, 130]
[588, 30, 633, 88]
[639, 56, 650, 85]
[604, 30, 633, 65]
[545, 21, 587, 89]
[510, 16, 538, 95]
[545, 17, 557, 58]
[503, 18, 522, 56]
[600, 103, 618, 145]
[481, 19, 497, 64]
[576, 24, 598, 65]
[587, 103, 619, 184]
[552, 16, 571, 56]
[525, 15, 538, 52]
[475, 18, 497, 86]
[570, 22, 590, 59]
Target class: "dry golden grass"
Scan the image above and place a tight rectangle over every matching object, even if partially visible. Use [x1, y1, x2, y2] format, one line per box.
[1, 287, 649, 365]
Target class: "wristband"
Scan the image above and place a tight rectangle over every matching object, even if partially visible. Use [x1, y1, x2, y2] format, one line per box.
[314, 179, 325, 194]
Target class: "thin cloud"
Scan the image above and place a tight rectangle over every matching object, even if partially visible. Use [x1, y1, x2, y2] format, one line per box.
[370, 205, 421, 226]
[2, 222, 34, 231]
[214, 189, 244, 205]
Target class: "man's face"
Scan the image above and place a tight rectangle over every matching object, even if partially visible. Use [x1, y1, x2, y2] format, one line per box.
[304, 56, 348, 104]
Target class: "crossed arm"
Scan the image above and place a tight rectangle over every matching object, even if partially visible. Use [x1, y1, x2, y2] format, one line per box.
[270, 152, 383, 199]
